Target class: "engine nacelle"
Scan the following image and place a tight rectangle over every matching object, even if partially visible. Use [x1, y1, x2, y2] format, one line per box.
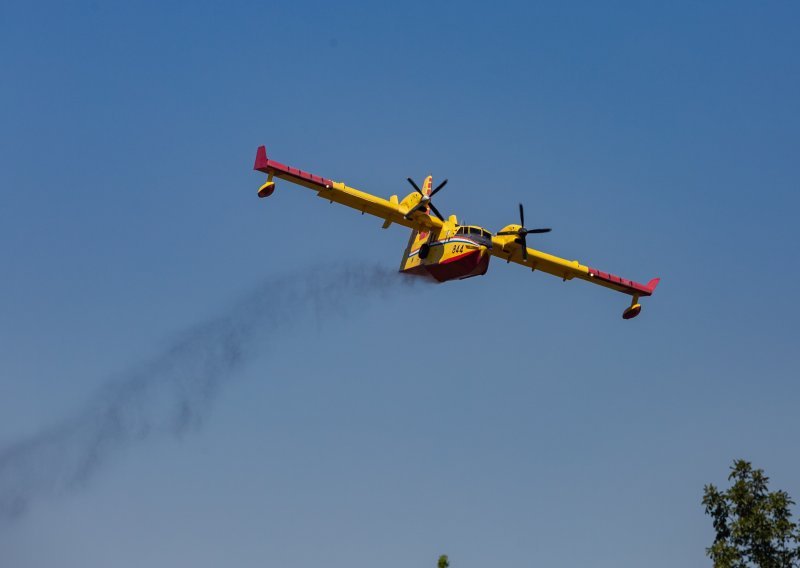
[398, 191, 423, 215]
[496, 224, 521, 235]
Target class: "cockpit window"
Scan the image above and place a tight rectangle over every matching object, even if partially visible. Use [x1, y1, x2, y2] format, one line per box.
[456, 226, 492, 237]
[456, 226, 491, 237]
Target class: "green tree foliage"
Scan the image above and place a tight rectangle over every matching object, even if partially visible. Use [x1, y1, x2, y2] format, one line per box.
[703, 460, 800, 568]
[438, 554, 449, 568]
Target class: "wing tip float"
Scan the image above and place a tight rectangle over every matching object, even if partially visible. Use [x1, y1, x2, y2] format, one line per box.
[252, 144, 660, 320]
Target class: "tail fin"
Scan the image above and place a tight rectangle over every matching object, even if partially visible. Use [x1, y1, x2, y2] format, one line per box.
[399, 175, 433, 273]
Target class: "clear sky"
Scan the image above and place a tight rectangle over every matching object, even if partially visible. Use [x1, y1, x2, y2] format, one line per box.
[1, 1, 798, 566]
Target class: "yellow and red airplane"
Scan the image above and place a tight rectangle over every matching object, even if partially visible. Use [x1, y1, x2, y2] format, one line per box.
[253, 146, 659, 319]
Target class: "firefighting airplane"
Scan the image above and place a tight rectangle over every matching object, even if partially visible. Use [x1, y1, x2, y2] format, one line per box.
[253, 146, 659, 319]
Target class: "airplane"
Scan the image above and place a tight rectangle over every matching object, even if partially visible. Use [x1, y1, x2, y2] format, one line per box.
[253, 145, 659, 319]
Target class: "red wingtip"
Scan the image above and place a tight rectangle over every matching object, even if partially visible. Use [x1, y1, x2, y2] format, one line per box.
[254, 145, 269, 171]
[646, 278, 661, 293]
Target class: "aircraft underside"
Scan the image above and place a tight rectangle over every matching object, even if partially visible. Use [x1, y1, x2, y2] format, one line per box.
[401, 247, 490, 282]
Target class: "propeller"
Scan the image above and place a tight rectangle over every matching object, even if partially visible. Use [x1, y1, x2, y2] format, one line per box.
[406, 177, 448, 221]
[496, 203, 551, 261]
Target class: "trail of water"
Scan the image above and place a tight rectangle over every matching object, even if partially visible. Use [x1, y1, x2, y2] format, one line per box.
[0, 263, 420, 525]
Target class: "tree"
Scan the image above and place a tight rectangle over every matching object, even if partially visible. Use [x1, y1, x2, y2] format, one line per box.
[438, 554, 449, 568]
[703, 459, 800, 567]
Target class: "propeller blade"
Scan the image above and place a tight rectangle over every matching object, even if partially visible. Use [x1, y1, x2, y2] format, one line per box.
[519, 203, 525, 228]
[407, 177, 423, 194]
[430, 179, 448, 196]
[525, 228, 551, 234]
[428, 202, 445, 221]
[521, 239, 528, 261]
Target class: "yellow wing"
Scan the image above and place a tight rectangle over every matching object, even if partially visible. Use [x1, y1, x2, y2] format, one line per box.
[490, 235, 660, 299]
[253, 146, 443, 233]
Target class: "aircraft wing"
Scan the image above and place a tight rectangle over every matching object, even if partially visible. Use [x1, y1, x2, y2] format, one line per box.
[490, 236, 660, 298]
[253, 146, 443, 232]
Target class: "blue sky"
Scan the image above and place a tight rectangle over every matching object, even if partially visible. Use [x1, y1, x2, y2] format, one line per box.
[1, 1, 798, 566]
